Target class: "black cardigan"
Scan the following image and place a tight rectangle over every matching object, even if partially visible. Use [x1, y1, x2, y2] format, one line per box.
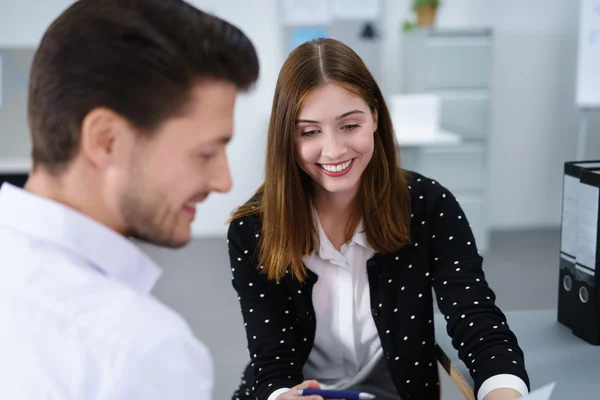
[226, 171, 530, 400]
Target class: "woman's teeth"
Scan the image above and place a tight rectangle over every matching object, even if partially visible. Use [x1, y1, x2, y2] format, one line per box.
[321, 159, 352, 172]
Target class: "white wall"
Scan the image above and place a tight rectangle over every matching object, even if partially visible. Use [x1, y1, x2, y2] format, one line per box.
[1, 0, 596, 234]
[382, 0, 595, 230]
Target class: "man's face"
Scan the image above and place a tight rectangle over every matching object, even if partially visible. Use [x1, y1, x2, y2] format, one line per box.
[114, 80, 237, 247]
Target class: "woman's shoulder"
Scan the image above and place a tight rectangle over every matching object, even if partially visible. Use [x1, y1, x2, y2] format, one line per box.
[401, 168, 457, 210]
[227, 192, 263, 240]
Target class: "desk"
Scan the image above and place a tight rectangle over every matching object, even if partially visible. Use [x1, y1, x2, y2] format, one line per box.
[0, 157, 31, 174]
[395, 129, 462, 147]
[434, 310, 600, 398]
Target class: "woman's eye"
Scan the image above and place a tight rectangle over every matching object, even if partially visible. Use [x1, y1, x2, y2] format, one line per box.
[302, 130, 318, 137]
[343, 124, 360, 131]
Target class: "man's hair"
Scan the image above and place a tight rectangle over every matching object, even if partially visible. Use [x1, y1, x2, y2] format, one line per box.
[28, 0, 260, 174]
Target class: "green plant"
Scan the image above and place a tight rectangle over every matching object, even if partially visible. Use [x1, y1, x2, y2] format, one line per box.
[413, 0, 441, 10]
[402, 21, 417, 33]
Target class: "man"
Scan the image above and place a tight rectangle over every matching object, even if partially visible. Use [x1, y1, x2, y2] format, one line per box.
[0, 0, 259, 399]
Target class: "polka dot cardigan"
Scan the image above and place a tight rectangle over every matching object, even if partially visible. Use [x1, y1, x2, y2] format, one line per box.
[226, 171, 530, 400]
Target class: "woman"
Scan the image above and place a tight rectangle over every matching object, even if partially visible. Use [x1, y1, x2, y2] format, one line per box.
[226, 38, 529, 400]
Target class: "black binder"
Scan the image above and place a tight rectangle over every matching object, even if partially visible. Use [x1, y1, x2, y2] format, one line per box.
[572, 169, 600, 345]
[558, 161, 600, 329]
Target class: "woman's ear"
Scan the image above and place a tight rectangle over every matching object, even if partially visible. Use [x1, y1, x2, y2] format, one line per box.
[372, 109, 378, 132]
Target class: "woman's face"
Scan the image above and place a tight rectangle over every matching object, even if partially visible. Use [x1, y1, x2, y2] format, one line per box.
[294, 83, 377, 199]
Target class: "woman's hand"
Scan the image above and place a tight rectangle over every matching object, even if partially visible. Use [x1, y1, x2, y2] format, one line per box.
[276, 380, 324, 400]
[483, 388, 524, 400]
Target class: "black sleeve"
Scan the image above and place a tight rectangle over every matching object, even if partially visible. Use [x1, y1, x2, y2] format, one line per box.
[227, 215, 304, 399]
[428, 188, 530, 395]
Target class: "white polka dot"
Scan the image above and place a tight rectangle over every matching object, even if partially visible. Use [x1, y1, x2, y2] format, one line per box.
[298, 290, 301, 294]
[417, 178, 421, 181]
[249, 309, 253, 312]
[395, 256, 399, 260]
[237, 257, 242, 261]
[453, 302, 458, 306]
[388, 279, 393, 283]
[460, 343, 464, 347]
[415, 362, 419, 366]
[466, 286, 470, 290]
[386, 330, 390, 334]
[239, 221, 244, 225]
[432, 234, 436, 239]
[395, 356, 400, 361]
[422, 341, 426, 345]
[476, 278, 480, 282]
[285, 310, 289, 314]
[425, 272, 430, 277]
[265, 319, 269, 323]
[260, 294, 265, 298]
[415, 243, 419, 247]
[469, 322, 474, 326]
[474, 301, 479, 305]
[422, 221, 425, 225]
[449, 236, 454, 240]
[394, 308, 398, 312]
[379, 303, 382, 308]
[467, 241, 471, 245]
[407, 380, 410, 384]
[443, 281, 447, 285]
[513, 361, 517, 364]
[244, 250, 248, 254]
[456, 268, 461, 272]
[493, 326, 498, 329]
[440, 213, 444, 217]
[253, 336, 256, 339]
[491, 356, 495, 359]
[255, 234, 259, 238]
[418, 293, 423, 298]
[404, 336, 408, 341]
[408, 264, 413, 268]
[401, 286, 405, 291]
[419, 196, 424, 199]
[248, 283, 253, 286]
[508, 349, 513, 352]
[487, 297, 491, 300]
[411, 315, 415, 319]
[461, 314, 466, 318]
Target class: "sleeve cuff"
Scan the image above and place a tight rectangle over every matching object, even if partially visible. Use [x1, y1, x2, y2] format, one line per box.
[267, 387, 291, 400]
[477, 374, 528, 400]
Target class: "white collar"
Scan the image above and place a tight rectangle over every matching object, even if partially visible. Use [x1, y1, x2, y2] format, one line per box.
[0, 183, 162, 293]
[313, 209, 373, 259]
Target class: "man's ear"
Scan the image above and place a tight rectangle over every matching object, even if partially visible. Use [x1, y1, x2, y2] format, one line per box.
[79, 107, 131, 168]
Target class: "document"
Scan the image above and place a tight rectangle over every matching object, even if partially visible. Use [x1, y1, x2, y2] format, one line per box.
[330, 0, 381, 20]
[520, 382, 556, 400]
[0, 55, 3, 108]
[281, 0, 332, 26]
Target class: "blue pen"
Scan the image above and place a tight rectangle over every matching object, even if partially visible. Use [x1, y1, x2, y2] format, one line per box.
[297, 389, 375, 399]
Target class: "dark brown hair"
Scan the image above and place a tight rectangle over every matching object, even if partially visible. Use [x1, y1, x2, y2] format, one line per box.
[231, 38, 411, 282]
[28, 0, 259, 174]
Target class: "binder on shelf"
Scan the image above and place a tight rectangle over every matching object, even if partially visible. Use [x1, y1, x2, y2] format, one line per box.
[573, 169, 600, 345]
[559, 161, 600, 330]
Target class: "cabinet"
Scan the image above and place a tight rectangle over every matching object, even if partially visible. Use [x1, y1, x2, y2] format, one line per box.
[400, 28, 493, 253]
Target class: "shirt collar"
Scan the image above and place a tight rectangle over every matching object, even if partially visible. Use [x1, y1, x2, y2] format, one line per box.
[0, 183, 162, 293]
[314, 209, 374, 258]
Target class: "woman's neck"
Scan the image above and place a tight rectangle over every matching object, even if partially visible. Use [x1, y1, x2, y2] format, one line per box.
[313, 187, 359, 250]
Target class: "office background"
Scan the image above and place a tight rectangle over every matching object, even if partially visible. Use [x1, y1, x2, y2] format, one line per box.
[1, 1, 599, 399]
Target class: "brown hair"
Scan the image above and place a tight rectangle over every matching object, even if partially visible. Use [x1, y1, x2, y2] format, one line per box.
[231, 38, 411, 282]
[28, 0, 259, 175]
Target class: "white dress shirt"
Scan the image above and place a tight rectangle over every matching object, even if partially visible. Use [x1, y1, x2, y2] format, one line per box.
[268, 216, 527, 400]
[0, 183, 213, 400]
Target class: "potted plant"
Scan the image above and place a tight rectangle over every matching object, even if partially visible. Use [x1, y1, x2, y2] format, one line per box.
[413, 0, 440, 27]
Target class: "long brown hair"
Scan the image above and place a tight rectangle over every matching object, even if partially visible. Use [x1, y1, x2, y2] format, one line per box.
[230, 38, 411, 282]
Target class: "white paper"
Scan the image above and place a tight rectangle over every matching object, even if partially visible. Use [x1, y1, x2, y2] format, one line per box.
[520, 382, 556, 400]
[576, 180, 599, 273]
[561, 175, 579, 257]
[0, 55, 3, 109]
[330, 0, 381, 20]
[281, 0, 332, 26]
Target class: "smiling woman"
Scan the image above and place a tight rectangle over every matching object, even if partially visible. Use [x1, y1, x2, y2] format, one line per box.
[226, 38, 529, 400]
